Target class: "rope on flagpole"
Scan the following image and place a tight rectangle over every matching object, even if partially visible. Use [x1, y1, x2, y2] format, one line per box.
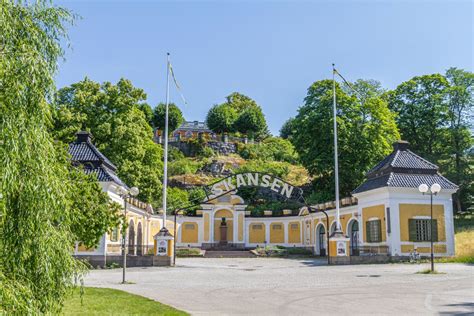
[333, 67, 364, 99]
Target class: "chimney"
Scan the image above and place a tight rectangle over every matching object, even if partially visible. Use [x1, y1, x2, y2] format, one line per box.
[76, 131, 92, 143]
[393, 140, 410, 151]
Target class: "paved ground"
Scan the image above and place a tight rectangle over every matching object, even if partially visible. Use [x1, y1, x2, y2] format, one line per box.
[85, 258, 473, 315]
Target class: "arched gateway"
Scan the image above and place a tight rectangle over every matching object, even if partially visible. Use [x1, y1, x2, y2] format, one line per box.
[175, 172, 330, 251]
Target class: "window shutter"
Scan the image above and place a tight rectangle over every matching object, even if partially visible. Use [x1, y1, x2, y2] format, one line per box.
[366, 221, 371, 243]
[431, 219, 438, 242]
[376, 220, 382, 242]
[409, 219, 417, 242]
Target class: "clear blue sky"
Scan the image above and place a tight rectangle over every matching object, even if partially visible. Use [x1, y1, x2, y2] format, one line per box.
[56, 0, 473, 135]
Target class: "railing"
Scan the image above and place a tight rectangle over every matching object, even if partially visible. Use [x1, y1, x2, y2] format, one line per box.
[155, 134, 255, 145]
[106, 244, 155, 256]
[355, 245, 389, 256]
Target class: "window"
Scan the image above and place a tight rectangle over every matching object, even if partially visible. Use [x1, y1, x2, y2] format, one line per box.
[409, 219, 438, 242]
[290, 223, 299, 230]
[185, 224, 195, 230]
[252, 224, 263, 230]
[272, 224, 282, 230]
[366, 220, 382, 243]
[110, 227, 119, 242]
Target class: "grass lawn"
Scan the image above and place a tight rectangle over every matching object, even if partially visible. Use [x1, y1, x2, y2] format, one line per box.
[62, 287, 188, 316]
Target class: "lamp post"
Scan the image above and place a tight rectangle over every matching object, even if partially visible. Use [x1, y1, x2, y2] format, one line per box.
[418, 183, 441, 272]
[118, 186, 139, 284]
[173, 209, 184, 266]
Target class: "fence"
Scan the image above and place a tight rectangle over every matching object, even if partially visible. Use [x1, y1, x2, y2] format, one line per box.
[106, 244, 155, 256]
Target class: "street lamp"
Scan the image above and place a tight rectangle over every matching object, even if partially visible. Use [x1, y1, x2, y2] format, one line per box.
[117, 186, 139, 284]
[173, 209, 184, 266]
[418, 183, 441, 272]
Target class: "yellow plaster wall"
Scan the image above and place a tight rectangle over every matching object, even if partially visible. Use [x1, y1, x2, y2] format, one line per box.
[362, 204, 386, 242]
[288, 222, 301, 243]
[238, 214, 244, 241]
[149, 221, 161, 242]
[214, 209, 234, 242]
[249, 223, 266, 243]
[401, 244, 447, 253]
[204, 213, 210, 242]
[270, 222, 284, 243]
[399, 204, 445, 242]
[181, 222, 199, 243]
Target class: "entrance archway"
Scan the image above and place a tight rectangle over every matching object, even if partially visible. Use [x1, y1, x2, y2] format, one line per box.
[348, 219, 359, 256]
[213, 209, 233, 243]
[136, 222, 143, 255]
[128, 219, 135, 255]
[316, 224, 326, 256]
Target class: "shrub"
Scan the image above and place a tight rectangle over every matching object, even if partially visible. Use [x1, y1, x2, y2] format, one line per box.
[237, 137, 298, 164]
[176, 248, 203, 257]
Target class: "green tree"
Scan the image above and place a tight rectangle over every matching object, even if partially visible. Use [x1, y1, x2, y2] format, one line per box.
[291, 80, 399, 202]
[67, 165, 122, 248]
[53, 79, 163, 206]
[138, 103, 154, 127]
[207, 92, 268, 138]
[386, 74, 449, 162]
[444, 68, 473, 213]
[152, 103, 184, 133]
[0, 1, 83, 313]
[280, 117, 296, 140]
[233, 105, 269, 139]
[206, 103, 237, 133]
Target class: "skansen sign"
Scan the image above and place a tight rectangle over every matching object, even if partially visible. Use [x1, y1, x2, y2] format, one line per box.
[207, 172, 304, 201]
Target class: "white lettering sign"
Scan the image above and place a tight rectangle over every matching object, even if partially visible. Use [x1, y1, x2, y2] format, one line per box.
[210, 173, 296, 199]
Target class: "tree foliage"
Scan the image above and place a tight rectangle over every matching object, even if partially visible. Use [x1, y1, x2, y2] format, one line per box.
[386, 74, 449, 162]
[291, 80, 399, 202]
[206, 103, 237, 133]
[152, 102, 184, 133]
[206, 92, 268, 138]
[52, 78, 163, 206]
[0, 1, 84, 313]
[387, 70, 473, 213]
[233, 105, 269, 139]
[66, 164, 123, 248]
[237, 137, 299, 164]
[280, 117, 296, 140]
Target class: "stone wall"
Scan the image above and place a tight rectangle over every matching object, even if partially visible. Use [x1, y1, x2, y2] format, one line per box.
[75, 255, 171, 268]
[168, 140, 237, 157]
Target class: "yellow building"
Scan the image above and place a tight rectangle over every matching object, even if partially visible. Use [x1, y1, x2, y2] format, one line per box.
[71, 133, 458, 262]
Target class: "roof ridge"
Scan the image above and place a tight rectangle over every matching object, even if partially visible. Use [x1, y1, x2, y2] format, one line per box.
[86, 140, 117, 171]
[405, 149, 438, 169]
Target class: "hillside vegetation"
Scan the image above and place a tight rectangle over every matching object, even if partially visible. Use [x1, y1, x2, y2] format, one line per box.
[165, 137, 311, 214]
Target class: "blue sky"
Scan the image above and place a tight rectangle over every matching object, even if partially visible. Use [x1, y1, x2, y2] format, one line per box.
[56, 0, 473, 135]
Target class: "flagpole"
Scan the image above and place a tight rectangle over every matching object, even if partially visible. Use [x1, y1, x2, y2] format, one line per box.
[162, 53, 170, 227]
[332, 63, 341, 232]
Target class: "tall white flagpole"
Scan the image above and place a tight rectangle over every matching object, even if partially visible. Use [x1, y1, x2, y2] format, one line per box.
[162, 53, 171, 227]
[332, 63, 341, 232]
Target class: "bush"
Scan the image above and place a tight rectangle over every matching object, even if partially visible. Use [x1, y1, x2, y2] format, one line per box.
[236, 160, 290, 179]
[176, 248, 203, 257]
[168, 158, 203, 176]
[237, 137, 298, 164]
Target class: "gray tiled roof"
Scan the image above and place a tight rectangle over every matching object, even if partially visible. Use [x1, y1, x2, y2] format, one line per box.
[353, 141, 458, 194]
[69, 132, 126, 187]
[353, 172, 458, 194]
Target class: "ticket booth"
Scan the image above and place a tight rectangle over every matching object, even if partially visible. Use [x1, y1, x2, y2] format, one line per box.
[153, 227, 173, 266]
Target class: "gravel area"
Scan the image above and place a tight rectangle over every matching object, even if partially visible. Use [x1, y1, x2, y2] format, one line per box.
[84, 258, 474, 315]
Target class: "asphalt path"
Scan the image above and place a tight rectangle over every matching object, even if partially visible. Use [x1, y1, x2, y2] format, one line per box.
[84, 258, 474, 315]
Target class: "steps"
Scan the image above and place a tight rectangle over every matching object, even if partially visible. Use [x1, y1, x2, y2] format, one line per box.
[204, 250, 256, 258]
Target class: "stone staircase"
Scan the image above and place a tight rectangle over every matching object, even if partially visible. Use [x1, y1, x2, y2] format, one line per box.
[204, 250, 256, 258]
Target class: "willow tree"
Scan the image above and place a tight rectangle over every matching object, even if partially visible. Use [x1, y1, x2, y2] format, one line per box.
[0, 1, 83, 313]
